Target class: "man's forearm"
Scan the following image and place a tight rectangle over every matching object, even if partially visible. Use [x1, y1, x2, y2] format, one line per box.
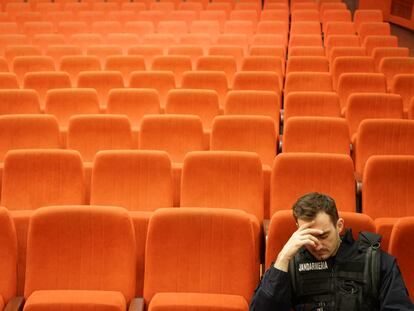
[249, 266, 292, 311]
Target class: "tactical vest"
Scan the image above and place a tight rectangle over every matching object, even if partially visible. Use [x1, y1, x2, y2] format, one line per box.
[288, 230, 381, 311]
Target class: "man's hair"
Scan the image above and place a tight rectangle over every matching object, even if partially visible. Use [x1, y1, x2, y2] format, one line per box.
[292, 192, 339, 225]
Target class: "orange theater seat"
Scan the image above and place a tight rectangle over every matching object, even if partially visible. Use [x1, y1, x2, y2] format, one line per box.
[144, 208, 258, 311]
[129, 71, 176, 109]
[266, 210, 375, 268]
[1, 149, 85, 295]
[270, 153, 356, 218]
[392, 74, 414, 115]
[59, 55, 101, 86]
[180, 151, 263, 266]
[23, 72, 71, 109]
[282, 117, 350, 154]
[389, 217, 414, 297]
[363, 155, 414, 251]
[67, 114, 133, 163]
[105, 55, 146, 84]
[0, 73, 19, 89]
[354, 119, 414, 180]
[286, 56, 329, 74]
[44, 88, 101, 131]
[181, 71, 228, 108]
[224, 90, 281, 126]
[372, 47, 410, 71]
[284, 92, 341, 122]
[90, 150, 173, 295]
[12, 56, 55, 86]
[0, 89, 40, 115]
[0, 205, 17, 310]
[337, 72, 387, 111]
[379, 57, 414, 90]
[165, 89, 220, 136]
[139, 114, 205, 206]
[284, 72, 333, 95]
[23, 205, 137, 311]
[151, 55, 192, 87]
[345, 93, 403, 143]
[331, 56, 375, 90]
[196, 55, 237, 87]
[76, 71, 124, 110]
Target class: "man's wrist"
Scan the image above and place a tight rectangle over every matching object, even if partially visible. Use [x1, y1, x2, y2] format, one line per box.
[274, 254, 290, 272]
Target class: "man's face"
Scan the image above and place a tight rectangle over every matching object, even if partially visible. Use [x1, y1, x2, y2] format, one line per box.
[297, 212, 344, 261]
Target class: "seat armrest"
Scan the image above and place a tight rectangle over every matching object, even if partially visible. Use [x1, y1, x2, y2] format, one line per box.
[263, 219, 270, 241]
[4, 296, 24, 311]
[129, 298, 144, 311]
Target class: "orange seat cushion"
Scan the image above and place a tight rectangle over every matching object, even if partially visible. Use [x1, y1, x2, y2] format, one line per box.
[24, 290, 126, 311]
[0, 295, 4, 311]
[149, 292, 248, 311]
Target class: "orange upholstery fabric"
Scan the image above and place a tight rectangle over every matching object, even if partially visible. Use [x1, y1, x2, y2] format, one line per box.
[355, 120, 414, 179]
[379, 57, 414, 90]
[328, 47, 366, 64]
[24, 290, 126, 311]
[76, 71, 124, 110]
[0, 73, 19, 89]
[59, 55, 101, 85]
[375, 217, 398, 252]
[1, 150, 85, 210]
[144, 208, 257, 305]
[165, 89, 220, 131]
[392, 74, 414, 114]
[362, 155, 414, 219]
[181, 151, 264, 221]
[129, 71, 176, 108]
[181, 71, 228, 107]
[149, 292, 248, 311]
[354, 9, 383, 31]
[0, 115, 61, 161]
[331, 56, 375, 90]
[232, 71, 281, 95]
[23, 72, 71, 108]
[91, 150, 173, 211]
[372, 47, 409, 71]
[224, 90, 280, 126]
[211, 115, 277, 167]
[270, 153, 356, 216]
[151, 55, 192, 86]
[282, 117, 350, 154]
[286, 56, 329, 74]
[358, 22, 390, 43]
[0, 206, 17, 306]
[337, 73, 387, 109]
[67, 114, 132, 162]
[284, 92, 341, 122]
[389, 217, 414, 298]
[107, 88, 161, 129]
[139, 115, 205, 163]
[363, 35, 398, 56]
[345, 93, 403, 141]
[284, 72, 333, 95]
[105, 55, 146, 83]
[0, 89, 40, 115]
[24, 205, 136, 302]
[45, 88, 100, 129]
[266, 210, 375, 268]
[12, 55, 55, 85]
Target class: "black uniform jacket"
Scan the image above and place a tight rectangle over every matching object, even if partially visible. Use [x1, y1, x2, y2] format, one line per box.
[249, 230, 414, 311]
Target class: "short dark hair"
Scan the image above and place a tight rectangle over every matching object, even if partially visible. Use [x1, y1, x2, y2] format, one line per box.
[292, 192, 339, 225]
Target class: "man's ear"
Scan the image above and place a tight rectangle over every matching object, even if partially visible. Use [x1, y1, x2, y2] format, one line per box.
[336, 218, 344, 234]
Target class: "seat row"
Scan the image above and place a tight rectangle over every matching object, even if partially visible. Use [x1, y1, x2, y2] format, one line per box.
[1, 199, 413, 310]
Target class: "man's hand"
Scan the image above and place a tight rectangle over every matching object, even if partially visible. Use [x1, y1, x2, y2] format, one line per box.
[274, 221, 324, 272]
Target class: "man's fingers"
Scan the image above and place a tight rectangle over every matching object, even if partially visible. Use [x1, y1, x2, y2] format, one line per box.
[297, 221, 315, 231]
[300, 228, 324, 236]
[300, 234, 319, 244]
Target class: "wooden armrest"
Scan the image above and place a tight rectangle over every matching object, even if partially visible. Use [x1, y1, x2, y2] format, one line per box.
[129, 298, 144, 311]
[4, 296, 24, 311]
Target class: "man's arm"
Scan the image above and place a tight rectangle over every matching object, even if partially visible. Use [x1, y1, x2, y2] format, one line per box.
[249, 266, 292, 311]
[379, 253, 414, 311]
[249, 222, 323, 311]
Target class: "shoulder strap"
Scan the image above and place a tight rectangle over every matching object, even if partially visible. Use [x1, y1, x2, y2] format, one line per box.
[358, 231, 381, 300]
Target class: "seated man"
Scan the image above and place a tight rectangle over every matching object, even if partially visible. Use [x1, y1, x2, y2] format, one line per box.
[250, 192, 413, 311]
